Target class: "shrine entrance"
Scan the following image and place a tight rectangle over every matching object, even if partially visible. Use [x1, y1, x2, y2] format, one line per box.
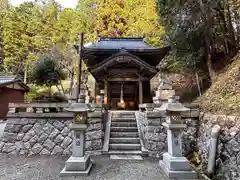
[79, 37, 170, 110]
[109, 81, 139, 110]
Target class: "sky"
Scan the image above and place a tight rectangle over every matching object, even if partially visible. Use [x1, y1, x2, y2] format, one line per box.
[10, 0, 78, 8]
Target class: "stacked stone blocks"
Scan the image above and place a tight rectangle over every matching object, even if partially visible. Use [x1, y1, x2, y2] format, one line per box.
[0, 110, 104, 156]
[137, 106, 199, 157]
[198, 113, 240, 180]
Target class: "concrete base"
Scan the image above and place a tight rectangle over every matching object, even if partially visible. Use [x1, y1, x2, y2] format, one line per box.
[159, 161, 197, 179]
[163, 152, 191, 171]
[60, 155, 93, 176]
[159, 153, 197, 179]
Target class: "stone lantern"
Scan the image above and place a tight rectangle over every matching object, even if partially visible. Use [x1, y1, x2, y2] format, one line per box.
[60, 99, 93, 176]
[158, 96, 197, 179]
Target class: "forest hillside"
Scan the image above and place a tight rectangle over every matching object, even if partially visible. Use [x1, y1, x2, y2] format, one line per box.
[196, 52, 240, 115]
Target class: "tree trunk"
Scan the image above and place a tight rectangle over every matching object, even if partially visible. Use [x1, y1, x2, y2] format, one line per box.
[199, 0, 215, 82]
[226, 2, 237, 54]
[24, 65, 27, 84]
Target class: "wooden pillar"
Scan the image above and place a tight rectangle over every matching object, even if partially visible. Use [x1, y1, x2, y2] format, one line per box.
[104, 78, 108, 104]
[139, 78, 143, 104]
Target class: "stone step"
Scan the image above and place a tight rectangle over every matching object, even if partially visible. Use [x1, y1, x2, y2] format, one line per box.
[111, 118, 136, 122]
[112, 115, 135, 118]
[109, 143, 141, 150]
[112, 114, 135, 118]
[111, 121, 137, 127]
[109, 137, 140, 144]
[110, 155, 143, 160]
[111, 127, 138, 132]
[107, 150, 142, 155]
[110, 132, 139, 138]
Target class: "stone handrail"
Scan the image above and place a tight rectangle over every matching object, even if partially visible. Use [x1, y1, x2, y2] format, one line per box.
[139, 103, 199, 118]
[8, 102, 70, 113]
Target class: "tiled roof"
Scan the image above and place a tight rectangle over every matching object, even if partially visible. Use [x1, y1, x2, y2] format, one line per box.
[0, 75, 29, 91]
[0, 75, 20, 85]
[85, 37, 157, 50]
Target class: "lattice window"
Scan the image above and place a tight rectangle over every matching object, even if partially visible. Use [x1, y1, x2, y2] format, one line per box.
[171, 115, 180, 121]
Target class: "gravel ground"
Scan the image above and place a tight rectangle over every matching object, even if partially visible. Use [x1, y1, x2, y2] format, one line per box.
[0, 154, 168, 180]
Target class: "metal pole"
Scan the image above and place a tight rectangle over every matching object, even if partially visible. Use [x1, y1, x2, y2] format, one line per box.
[76, 32, 84, 102]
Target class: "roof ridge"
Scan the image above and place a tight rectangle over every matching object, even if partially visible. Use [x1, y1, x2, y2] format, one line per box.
[99, 37, 144, 41]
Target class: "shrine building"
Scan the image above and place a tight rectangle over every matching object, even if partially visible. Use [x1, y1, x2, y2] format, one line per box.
[78, 37, 170, 110]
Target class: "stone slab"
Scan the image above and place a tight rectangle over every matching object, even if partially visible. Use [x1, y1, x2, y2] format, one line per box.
[159, 161, 197, 179]
[110, 155, 143, 160]
[60, 163, 93, 176]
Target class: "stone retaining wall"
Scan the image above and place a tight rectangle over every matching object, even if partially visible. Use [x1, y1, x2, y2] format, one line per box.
[0, 112, 104, 156]
[137, 107, 199, 157]
[197, 113, 240, 180]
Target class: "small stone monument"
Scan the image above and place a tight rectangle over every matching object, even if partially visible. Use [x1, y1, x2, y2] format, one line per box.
[158, 96, 197, 179]
[60, 95, 93, 176]
[153, 75, 175, 104]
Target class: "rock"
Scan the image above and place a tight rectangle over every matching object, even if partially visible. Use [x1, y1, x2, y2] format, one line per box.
[23, 130, 35, 142]
[28, 119, 37, 125]
[43, 139, 55, 150]
[10, 125, 22, 133]
[236, 152, 240, 166]
[147, 132, 166, 142]
[43, 123, 54, 135]
[51, 145, 63, 155]
[0, 142, 5, 151]
[63, 149, 71, 156]
[226, 138, 240, 156]
[61, 127, 70, 136]
[19, 149, 28, 155]
[53, 121, 65, 131]
[64, 121, 72, 125]
[215, 157, 240, 180]
[15, 141, 24, 152]
[86, 123, 103, 132]
[86, 130, 103, 141]
[16, 133, 25, 141]
[29, 135, 38, 145]
[38, 119, 47, 126]
[38, 133, 48, 144]
[68, 131, 74, 138]
[61, 137, 72, 148]
[22, 125, 33, 133]
[40, 148, 51, 155]
[54, 134, 64, 144]
[2, 143, 15, 153]
[147, 141, 166, 151]
[147, 126, 165, 133]
[32, 143, 43, 154]
[24, 142, 31, 149]
[18, 118, 29, 125]
[8, 150, 18, 156]
[85, 140, 102, 151]
[32, 123, 43, 136]
[28, 151, 35, 156]
[49, 128, 60, 141]
[2, 133, 17, 143]
[4, 123, 13, 132]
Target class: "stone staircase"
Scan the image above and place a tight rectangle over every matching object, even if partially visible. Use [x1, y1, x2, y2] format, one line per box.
[108, 111, 142, 155]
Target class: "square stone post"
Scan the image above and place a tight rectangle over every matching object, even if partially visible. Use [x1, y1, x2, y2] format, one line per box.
[60, 98, 93, 176]
[158, 96, 197, 179]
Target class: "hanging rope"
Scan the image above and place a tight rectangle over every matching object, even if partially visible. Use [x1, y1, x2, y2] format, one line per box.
[120, 82, 124, 103]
